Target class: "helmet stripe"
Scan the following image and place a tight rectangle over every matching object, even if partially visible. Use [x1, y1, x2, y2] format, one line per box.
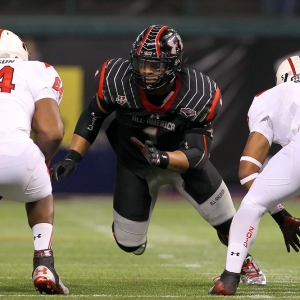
[155, 26, 169, 56]
[288, 57, 297, 75]
[137, 25, 155, 54]
[0, 30, 4, 37]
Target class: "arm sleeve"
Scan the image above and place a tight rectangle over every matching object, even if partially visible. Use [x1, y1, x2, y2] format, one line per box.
[180, 128, 212, 169]
[74, 95, 110, 145]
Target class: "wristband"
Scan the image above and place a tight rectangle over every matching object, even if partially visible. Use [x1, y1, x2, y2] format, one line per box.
[271, 209, 291, 228]
[269, 204, 284, 215]
[240, 172, 258, 185]
[158, 150, 169, 169]
[66, 150, 82, 163]
[240, 156, 262, 169]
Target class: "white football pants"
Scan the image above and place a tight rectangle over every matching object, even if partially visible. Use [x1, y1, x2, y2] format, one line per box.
[226, 132, 300, 273]
[0, 138, 51, 203]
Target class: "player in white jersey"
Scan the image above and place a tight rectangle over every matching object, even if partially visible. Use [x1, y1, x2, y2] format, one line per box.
[0, 29, 68, 294]
[209, 56, 300, 295]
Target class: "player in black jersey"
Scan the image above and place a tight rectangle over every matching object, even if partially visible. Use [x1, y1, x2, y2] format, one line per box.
[50, 25, 300, 286]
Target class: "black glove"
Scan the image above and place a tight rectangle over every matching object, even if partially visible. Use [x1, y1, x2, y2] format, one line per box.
[50, 150, 82, 183]
[130, 137, 169, 169]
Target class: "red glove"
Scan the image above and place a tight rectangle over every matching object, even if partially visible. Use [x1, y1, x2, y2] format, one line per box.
[281, 216, 300, 253]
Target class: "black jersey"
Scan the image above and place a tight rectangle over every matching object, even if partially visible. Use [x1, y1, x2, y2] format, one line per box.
[95, 58, 222, 178]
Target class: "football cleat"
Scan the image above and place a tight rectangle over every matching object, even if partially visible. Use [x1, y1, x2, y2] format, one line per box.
[209, 270, 240, 295]
[33, 266, 69, 294]
[133, 240, 147, 255]
[32, 250, 69, 294]
[241, 254, 267, 286]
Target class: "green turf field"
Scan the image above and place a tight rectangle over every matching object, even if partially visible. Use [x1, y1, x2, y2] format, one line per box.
[1, 194, 300, 299]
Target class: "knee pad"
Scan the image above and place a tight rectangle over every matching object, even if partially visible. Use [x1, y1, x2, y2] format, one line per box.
[112, 210, 148, 249]
[112, 222, 145, 253]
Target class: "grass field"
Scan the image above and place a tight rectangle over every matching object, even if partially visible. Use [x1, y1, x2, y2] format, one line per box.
[1, 194, 300, 299]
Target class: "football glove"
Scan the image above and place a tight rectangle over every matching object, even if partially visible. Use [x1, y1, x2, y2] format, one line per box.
[50, 150, 82, 183]
[272, 209, 300, 252]
[281, 216, 300, 253]
[130, 137, 169, 169]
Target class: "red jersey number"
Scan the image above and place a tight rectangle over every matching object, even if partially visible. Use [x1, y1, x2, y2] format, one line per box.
[0, 66, 15, 93]
[52, 76, 63, 99]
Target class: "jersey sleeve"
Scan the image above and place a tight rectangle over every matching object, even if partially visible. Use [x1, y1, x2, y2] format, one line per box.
[94, 60, 115, 112]
[42, 62, 63, 104]
[29, 61, 63, 105]
[189, 70, 222, 125]
[247, 96, 273, 145]
[205, 85, 222, 122]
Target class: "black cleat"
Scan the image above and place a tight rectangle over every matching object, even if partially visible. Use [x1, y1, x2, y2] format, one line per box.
[209, 270, 240, 296]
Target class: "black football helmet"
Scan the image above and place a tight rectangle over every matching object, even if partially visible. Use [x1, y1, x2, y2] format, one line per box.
[130, 25, 183, 90]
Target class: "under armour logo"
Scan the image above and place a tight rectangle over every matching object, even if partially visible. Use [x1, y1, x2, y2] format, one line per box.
[230, 252, 240, 256]
[34, 234, 42, 240]
[150, 114, 160, 119]
[35, 267, 48, 275]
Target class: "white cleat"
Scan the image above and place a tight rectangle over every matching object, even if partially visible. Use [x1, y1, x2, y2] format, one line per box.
[241, 255, 267, 286]
[32, 265, 69, 294]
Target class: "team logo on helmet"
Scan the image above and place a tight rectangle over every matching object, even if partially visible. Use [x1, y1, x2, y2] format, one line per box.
[180, 107, 196, 117]
[291, 74, 300, 83]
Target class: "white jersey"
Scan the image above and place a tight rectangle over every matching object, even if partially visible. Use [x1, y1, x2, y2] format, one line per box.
[248, 81, 300, 147]
[0, 59, 63, 142]
[0, 58, 63, 202]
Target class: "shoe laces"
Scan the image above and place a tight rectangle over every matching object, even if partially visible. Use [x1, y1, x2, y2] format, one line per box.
[241, 257, 261, 279]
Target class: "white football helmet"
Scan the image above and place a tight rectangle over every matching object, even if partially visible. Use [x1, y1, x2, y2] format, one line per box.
[276, 55, 300, 85]
[0, 29, 29, 61]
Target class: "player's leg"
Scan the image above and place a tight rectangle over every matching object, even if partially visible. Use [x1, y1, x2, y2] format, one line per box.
[28, 196, 68, 295]
[112, 161, 161, 254]
[211, 135, 300, 295]
[0, 140, 68, 294]
[172, 161, 265, 285]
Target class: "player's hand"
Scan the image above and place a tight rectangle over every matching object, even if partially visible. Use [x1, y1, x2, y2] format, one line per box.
[50, 159, 78, 183]
[50, 150, 82, 183]
[130, 137, 169, 169]
[281, 216, 300, 252]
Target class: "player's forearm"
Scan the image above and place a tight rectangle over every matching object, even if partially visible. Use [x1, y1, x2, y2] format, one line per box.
[166, 150, 189, 173]
[35, 131, 63, 163]
[69, 134, 92, 157]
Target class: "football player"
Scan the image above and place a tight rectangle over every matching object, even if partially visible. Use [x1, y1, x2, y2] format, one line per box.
[210, 56, 300, 295]
[0, 29, 68, 294]
[51, 25, 296, 287]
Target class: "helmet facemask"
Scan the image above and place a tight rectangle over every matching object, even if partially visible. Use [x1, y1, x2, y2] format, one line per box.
[130, 25, 183, 91]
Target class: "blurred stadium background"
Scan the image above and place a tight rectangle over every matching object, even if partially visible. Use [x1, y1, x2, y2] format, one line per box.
[3, 0, 300, 195]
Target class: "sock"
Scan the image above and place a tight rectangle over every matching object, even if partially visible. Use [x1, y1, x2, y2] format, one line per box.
[32, 223, 53, 251]
[226, 203, 263, 273]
